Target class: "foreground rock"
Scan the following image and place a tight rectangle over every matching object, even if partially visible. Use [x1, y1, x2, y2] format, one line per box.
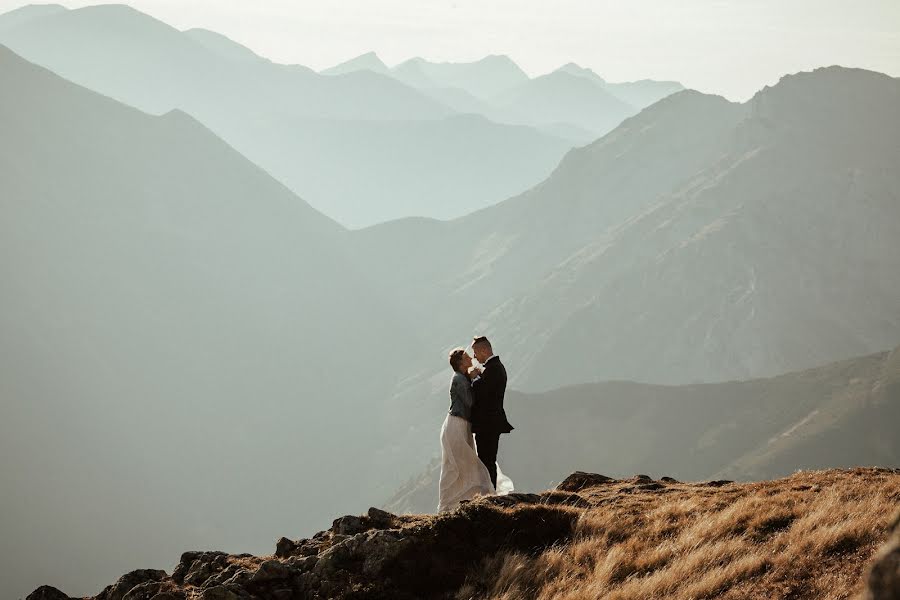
[27, 468, 900, 600]
[28, 493, 581, 600]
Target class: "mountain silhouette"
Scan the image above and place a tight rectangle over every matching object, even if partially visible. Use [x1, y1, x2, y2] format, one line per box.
[0, 43, 417, 599]
[552, 63, 687, 109]
[322, 50, 390, 76]
[0, 4, 575, 226]
[0, 2, 66, 31]
[490, 69, 638, 136]
[391, 54, 530, 100]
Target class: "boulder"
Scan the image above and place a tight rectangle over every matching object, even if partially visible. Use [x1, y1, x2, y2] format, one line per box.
[704, 480, 734, 487]
[197, 585, 240, 600]
[220, 568, 253, 588]
[96, 569, 168, 600]
[360, 529, 409, 576]
[179, 552, 229, 587]
[274, 537, 297, 558]
[249, 559, 294, 583]
[367, 507, 396, 528]
[332, 515, 367, 535]
[172, 551, 228, 585]
[556, 472, 615, 492]
[286, 555, 318, 571]
[26, 586, 70, 600]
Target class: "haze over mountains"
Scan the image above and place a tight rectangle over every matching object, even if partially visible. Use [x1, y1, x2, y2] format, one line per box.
[325, 51, 684, 141]
[2, 4, 900, 599]
[0, 43, 414, 598]
[0, 3, 682, 227]
[348, 65, 900, 494]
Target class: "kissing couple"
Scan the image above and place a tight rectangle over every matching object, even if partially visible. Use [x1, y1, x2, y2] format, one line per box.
[437, 335, 514, 513]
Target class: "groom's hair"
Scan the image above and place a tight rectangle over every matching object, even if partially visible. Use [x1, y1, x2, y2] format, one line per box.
[449, 347, 467, 371]
[472, 335, 492, 352]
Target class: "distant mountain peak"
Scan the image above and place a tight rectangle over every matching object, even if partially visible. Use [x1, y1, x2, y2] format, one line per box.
[0, 3, 68, 30]
[759, 64, 894, 95]
[747, 65, 898, 123]
[1, 3, 67, 16]
[478, 53, 523, 67]
[54, 2, 185, 38]
[322, 51, 389, 75]
[556, 62, 606, 84]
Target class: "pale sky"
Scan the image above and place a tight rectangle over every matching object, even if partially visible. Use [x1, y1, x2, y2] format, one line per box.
[1, 0, 899, 100]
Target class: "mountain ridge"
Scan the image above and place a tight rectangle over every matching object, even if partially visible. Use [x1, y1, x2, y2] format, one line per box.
[0, 3, 589, 226]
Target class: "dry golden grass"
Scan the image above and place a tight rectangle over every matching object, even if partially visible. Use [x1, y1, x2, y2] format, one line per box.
[457, 468, 900, 600]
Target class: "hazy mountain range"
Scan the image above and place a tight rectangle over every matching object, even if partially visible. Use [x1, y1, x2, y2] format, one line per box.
[387, 345, 900, 514]
[350, 66, 900, 486]
[2, 5, 899, 597]
[0, 42, 414, 598]
[324, 51, 684, 140]
[0, 3, 682, 227]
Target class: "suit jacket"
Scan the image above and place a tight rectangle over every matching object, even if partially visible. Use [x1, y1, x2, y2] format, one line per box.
[471, 355, 514, 435]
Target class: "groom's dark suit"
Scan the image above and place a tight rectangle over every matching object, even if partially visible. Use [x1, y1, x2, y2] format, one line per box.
[471, 355, 514, 488]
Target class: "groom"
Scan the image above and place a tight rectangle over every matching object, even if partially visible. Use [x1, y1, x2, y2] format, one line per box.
[469, 335, 514, 489]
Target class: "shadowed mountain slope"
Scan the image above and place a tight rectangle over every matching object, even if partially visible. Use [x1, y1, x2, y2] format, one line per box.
[501, 66, 900, 389]
[351, 67, 900, 492]
[357, 66, 900, 387]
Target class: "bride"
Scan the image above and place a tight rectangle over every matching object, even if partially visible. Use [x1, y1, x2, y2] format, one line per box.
[437, 347, 513, 513]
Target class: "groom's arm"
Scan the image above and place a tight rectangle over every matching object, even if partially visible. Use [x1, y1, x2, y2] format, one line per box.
[471, 365, 498, 400]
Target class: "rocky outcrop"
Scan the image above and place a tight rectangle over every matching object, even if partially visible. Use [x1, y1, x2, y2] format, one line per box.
[555, 471, 614, 492]
[32, 493, 579, 600]
[26, 469, 900, 600]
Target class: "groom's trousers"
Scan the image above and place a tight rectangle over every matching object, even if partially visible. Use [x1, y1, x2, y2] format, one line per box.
[475, 432, 501, 489]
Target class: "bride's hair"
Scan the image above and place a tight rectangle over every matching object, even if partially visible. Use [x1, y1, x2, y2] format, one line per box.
[448, 347, 466, 372]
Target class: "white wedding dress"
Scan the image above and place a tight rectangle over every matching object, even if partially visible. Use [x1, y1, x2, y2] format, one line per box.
[437, 413, 514, 513]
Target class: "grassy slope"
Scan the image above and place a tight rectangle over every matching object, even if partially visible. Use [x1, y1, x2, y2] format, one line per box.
[463, 468, 900, 600]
